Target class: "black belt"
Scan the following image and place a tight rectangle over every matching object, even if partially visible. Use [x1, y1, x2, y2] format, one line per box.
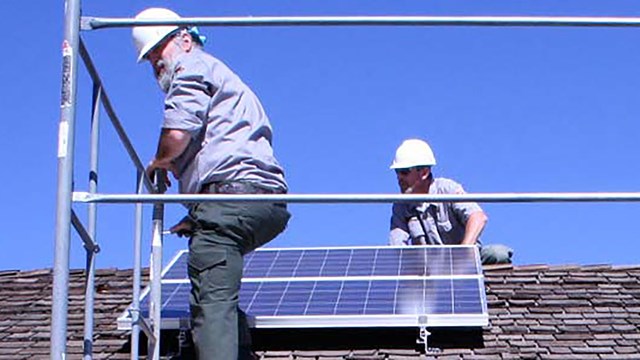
[199, 181, 286, 195]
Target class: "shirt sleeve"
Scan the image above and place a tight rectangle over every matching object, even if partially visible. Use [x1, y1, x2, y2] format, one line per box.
[389, 203, 410, 245]
[162, 57, 212, 137]
[442, 179, 483, 223]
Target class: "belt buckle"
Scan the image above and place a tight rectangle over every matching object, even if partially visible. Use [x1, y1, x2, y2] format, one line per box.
[216, 182, 233, 194]
[220, 182, 248, 194]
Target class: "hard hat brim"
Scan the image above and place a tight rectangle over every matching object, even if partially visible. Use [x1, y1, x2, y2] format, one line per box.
[136, 28, 179, 63]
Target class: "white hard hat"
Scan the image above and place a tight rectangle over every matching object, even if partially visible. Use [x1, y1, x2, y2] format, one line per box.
[132, 8, 181, 63]
[390, 139, 436, 169]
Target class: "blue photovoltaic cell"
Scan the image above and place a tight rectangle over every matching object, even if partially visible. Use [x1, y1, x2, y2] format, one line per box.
[138, 282, 189, 319]
[162, 253, 188, 280]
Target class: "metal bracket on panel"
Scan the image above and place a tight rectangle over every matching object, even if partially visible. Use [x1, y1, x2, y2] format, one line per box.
[417, 326, 441, 355]
[178, 329, 192, 355]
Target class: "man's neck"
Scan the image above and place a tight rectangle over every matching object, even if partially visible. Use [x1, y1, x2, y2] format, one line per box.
[406, 174, 434, 194]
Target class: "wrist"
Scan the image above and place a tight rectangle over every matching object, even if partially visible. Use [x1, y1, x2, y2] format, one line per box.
[150, 157, 172, 169]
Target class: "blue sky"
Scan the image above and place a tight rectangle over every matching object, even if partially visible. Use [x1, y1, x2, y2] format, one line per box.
[3, 1, 640, 271]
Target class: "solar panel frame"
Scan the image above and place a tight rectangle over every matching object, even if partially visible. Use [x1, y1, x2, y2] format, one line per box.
[118, 245, 488, 330]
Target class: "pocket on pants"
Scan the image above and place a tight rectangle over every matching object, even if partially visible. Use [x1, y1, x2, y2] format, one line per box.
[187, 245, 229, 306]
[188, 247, 227, 272]
[187, 245, 244, 307]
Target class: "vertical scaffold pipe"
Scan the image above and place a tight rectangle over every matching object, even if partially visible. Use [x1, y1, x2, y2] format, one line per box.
[52, 0, 82, 359]
[82, 83, 102, 360]
[131, 172, 144, 360]
[149, 171, 166, 360]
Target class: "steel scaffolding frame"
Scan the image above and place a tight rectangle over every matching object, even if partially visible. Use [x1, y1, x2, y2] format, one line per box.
[54, 2, 640, 359]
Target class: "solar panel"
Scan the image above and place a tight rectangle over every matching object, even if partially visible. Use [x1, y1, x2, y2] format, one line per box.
[118, 245, 488, 330]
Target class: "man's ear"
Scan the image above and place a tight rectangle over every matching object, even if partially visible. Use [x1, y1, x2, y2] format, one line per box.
[179, 31, 194, 52]
[419, 167, 431, 181]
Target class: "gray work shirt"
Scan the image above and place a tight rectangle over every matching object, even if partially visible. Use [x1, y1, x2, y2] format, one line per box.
[389, 177, 483, 246]
[163, 47, 287, 194]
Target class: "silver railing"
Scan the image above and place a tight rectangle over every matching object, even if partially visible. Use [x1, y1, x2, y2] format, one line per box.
[72, 192, 640, 205]
[54, 3, 640, 360]
[81, 15, 640, 30]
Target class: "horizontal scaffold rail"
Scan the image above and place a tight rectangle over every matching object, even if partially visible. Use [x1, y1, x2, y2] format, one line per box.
[73, 191, 640, 204]
[81, 15, 640, 31]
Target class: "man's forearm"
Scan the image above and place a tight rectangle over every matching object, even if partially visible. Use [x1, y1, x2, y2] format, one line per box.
[461, 211, 488, 245]
[152, 128, 191, 168]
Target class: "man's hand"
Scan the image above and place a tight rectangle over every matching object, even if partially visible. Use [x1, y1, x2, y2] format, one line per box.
[169, 216, 197, 238]
[146, 159, 173, 189]
[147, 128, 192, 189]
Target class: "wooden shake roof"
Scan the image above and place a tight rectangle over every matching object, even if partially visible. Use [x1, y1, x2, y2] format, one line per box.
[1, 263, 639, 359]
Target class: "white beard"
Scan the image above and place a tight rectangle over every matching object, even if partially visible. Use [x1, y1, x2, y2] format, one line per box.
[155, 58, 175, 93]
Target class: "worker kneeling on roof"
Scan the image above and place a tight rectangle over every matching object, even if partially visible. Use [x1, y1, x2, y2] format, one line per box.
[389, 139, 512, 265]
[132, 7, 290, 360]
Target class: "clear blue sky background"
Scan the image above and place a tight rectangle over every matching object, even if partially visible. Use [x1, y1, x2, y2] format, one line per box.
[3, 1, 640, 271]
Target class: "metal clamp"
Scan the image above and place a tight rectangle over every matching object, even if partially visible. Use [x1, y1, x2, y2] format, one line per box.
[417, 326, 441, 355]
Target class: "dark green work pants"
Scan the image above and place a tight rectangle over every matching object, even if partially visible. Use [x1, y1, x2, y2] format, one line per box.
[187, 201, 290, 360]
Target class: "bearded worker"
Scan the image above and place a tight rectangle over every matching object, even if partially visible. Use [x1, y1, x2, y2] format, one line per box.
[132, 8, 290, 360]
